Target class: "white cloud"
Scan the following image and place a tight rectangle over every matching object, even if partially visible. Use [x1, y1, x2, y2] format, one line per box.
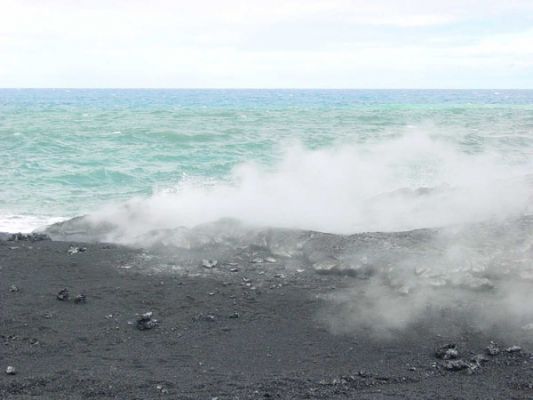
[0, 0, 532, 87]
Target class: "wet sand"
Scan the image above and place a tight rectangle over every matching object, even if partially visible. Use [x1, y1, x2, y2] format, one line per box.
[1, 238, 532, 399]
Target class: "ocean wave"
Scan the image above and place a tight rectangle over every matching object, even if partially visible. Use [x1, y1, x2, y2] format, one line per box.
[0, 214, 66, 233]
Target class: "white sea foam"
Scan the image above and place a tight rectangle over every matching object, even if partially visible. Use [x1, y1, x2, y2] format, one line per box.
[87, 132, 532, 244]
[0, 214, 66, 233]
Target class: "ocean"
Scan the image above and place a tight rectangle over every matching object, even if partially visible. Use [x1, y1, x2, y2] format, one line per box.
[1, 89, 532, 235]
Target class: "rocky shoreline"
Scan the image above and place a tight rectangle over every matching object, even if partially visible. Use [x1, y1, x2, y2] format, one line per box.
[1, 229, 533, 399]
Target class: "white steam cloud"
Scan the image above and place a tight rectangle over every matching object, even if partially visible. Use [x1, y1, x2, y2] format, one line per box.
[87, 132, 532, 244]
[45, 131, 533, 337]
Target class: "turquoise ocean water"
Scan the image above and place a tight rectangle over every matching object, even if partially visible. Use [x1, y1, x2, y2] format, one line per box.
[1, 89, 532, 233]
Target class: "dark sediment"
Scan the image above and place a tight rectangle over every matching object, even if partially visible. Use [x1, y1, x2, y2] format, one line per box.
[1, 225, 533, 399]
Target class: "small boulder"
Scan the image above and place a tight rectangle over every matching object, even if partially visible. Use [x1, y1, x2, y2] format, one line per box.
[435, 344, 459, 360]
[444, 360, 471, 371]
[486, 341, 500, 356]
[506, 345, 521, 353]
[136, 312, 158, 330]
[5, 366, 16, 375]
[56, 288, 69, 301]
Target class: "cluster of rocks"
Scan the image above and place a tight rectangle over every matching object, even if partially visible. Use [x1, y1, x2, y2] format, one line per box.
[56, 288, 86, 304]
[200, 255, 278, 271]
[435, 342, 522, 372]
[67, 246, 87, 255]
[7, 232, 51, 242]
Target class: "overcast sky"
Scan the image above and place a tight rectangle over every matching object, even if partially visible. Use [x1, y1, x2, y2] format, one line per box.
[1, 0, 533, 88]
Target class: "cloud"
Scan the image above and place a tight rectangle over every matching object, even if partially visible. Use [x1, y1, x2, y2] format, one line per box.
[1, 0, 533, 87]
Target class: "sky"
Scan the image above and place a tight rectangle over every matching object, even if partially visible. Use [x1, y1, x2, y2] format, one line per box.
[1, 0, 533, 88]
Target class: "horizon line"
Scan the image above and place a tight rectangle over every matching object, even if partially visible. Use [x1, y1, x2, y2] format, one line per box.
[1, 87, 533, 91]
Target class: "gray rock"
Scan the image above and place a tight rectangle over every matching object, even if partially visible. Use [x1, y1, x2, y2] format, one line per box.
[9, 285, 19, 292]
[486, 341, 500, 356]
[136, 312, 158, 330]
[506, 345, 521, 353]
[444, 360, 471, 371]
[68, 246, 87, 255]
[5, 366, 16, 375]
[435, 344, 459, 360]
[74, 294, 87, 304]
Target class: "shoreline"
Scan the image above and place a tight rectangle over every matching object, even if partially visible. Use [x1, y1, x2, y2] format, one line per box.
[1, 238, 532, 399]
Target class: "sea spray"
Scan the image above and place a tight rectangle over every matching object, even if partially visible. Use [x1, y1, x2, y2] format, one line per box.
[80, 133, 532, 244]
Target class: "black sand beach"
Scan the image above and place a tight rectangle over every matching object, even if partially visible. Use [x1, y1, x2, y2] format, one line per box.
[1, 223, 533, 399]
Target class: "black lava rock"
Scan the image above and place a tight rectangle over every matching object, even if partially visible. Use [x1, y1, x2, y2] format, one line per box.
[56, 288, 69, 301]
[136, 312, 158, 330]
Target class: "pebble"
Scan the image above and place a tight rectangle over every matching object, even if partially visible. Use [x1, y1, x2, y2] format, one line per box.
[251, 257, 263, 263]
[74, 294, 87, 304]
[156, 384, 168, 394]
[264, 257, 277, 263]
[6, 366, 16, 375]
[9, 285, 19, 292]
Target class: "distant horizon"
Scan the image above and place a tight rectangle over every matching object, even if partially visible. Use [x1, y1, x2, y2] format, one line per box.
[2, 87, 533, 91]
